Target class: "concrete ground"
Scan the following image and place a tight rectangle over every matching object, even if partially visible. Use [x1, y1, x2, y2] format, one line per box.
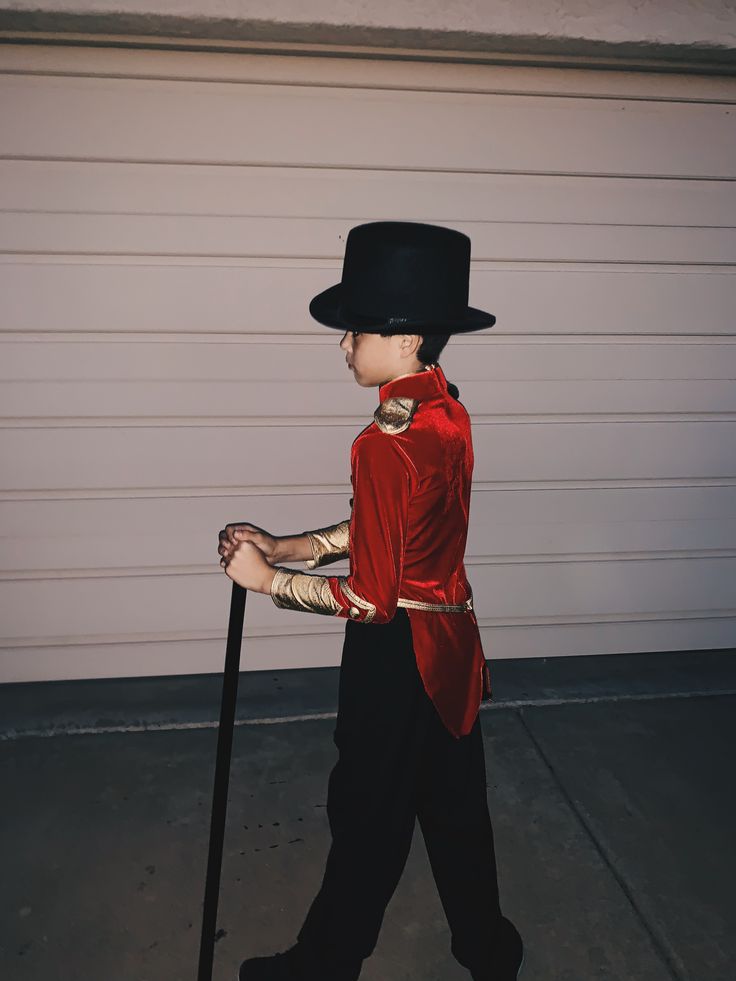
[0, 650, 734, 981]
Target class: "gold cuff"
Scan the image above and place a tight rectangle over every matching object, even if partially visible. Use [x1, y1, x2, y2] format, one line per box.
[304, 519, 351, 569]
[270, 567, 342, 616]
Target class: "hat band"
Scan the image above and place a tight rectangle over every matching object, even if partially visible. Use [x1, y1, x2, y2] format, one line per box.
[338, 304, 420, 329]
[338, 303, 451, 330]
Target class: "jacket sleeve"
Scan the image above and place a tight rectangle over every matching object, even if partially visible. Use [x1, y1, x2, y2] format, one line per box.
[270, 432, 415, 622]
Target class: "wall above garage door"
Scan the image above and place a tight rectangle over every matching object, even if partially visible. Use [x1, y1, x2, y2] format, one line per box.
[0, 43, 735, 682]
[2, 0, 736, 70]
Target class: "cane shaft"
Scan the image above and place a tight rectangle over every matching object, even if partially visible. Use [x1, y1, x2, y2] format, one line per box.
[197, 581, 247, 981]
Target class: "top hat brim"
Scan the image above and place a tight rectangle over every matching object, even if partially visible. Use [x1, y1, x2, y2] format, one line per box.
[308, 283, 495, 334]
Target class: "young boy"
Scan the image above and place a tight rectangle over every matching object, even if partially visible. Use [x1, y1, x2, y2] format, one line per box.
[218, 221, 524, 981]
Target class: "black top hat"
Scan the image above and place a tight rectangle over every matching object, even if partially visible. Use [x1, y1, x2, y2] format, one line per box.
[308, 220, 495, 335]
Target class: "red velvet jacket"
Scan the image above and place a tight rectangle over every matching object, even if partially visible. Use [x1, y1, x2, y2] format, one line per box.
[271, 362, 491, 739]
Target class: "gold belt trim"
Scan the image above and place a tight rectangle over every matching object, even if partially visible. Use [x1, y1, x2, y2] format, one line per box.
[396, 594, 473, 613]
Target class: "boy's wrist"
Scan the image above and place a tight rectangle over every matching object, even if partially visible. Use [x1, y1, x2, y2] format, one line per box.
[272, 536, 288, 565]
[273, 534, 312, 565]
[260, 565, 277, 595]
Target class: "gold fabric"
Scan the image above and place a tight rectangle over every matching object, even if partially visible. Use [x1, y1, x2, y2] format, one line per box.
[304, 519, 351, 569]
[396, 594, 473, 613]
[270, 567, 341, 616]
[373, 396, 419, 434]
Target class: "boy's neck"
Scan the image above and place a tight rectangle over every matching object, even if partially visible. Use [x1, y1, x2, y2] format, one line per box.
[379, 363, 426, 386]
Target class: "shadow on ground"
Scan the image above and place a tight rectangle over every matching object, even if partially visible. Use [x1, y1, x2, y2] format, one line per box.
[1, 683, 734, 981]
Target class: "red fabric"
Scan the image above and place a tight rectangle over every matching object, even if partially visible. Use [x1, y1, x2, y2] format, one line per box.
[324, 363, 490, 739]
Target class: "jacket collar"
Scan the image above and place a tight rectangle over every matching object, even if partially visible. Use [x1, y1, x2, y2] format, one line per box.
[378, 362, 448, 403]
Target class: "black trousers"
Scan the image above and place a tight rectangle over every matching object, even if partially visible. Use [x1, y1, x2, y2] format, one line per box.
[294, 607, 505, 979]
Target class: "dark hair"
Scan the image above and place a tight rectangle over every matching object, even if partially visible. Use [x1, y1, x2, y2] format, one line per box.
[379, 331, 459, 399]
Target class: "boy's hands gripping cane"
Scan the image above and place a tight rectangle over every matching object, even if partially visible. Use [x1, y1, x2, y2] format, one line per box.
[197, 530, 276, 981]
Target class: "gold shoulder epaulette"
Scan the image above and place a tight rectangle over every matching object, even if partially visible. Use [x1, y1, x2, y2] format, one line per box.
[373, 396, 419, 434]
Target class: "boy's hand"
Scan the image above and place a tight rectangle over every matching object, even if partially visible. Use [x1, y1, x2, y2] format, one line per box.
[221, 539, 276, 594]
[218, 523, 280, 564]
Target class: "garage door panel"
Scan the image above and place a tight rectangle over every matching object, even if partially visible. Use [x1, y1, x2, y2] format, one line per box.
[472, 515, 736, 558]
[4, 160, 736, 228]
[5, 43, 736, 101]
[4, 338, 736, 384]
[0, 494, 354, 573]
[1, 557, 733, 649]
[2, 378, 735, 419]
[2, 262, 735, 335]
[483, 615, 736, 663]
[2, 74, 733, 178]
[1, 488, 733, 574]
[442, 341, 736, 382]
[2, 519, 732, 578]
[0, 379, 366, 420]
[0, 426, 353, 490]
[5, 212, 735, 265]
[0, 572, 296, 639]
[471, 422, 736, 482]
[3, 42, 736, 103]
[2, 613, 735, 684]
[472, 555, 736, 618]
[0, 632, 349, 684]
[1, 421, 732, 491]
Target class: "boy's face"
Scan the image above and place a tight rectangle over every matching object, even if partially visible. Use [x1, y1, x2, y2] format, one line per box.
[339, 330, 422, 387]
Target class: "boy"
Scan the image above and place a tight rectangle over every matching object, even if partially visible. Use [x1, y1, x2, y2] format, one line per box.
[218, 221, 523, 981]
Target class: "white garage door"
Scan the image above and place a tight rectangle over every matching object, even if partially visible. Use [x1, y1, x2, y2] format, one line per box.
[1, 43, 735, 683]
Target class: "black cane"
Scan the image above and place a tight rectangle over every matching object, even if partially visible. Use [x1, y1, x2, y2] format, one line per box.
[197, 580, 247, 981]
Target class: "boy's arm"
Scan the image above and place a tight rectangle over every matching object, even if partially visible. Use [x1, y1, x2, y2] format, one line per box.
[269, 434, 413, 623]
[272, 533, 315, 565]
[272, 505, 351, 567]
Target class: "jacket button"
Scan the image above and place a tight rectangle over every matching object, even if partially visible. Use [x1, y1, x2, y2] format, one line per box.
[348, 606, 360, 619]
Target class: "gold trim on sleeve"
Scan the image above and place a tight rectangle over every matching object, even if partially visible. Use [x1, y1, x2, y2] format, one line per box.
[396, 595, 473, 613]
[270, 567, 342, 616]
[338, 580, 377, 623]
[304, 519, 351, 569]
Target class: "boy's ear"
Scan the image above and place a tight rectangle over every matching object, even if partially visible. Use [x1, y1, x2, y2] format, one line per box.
[399, 333, 421, 356]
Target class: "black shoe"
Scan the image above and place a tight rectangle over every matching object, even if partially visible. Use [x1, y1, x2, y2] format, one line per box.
[238, 949, 295, 981]
[238, 943, 362, 981]
[469, 916, 524, 981]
